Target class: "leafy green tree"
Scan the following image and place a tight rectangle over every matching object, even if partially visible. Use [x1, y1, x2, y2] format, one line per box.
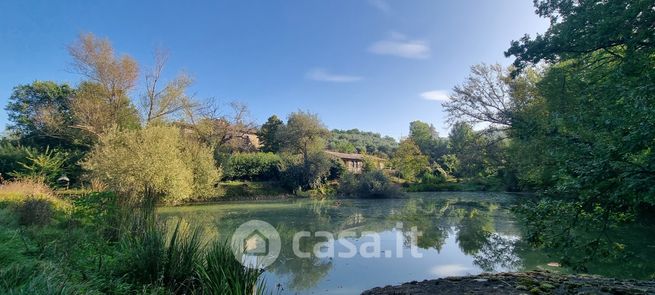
[502, 0, 655, 268]
[278, 111, 329, 171]
[505, 0, 655, 73]
[408, 120, 448, 163]
[331, 140, 356, 154]
[258, 115, 284, 153]
[391, 139, 429, 182]
[5, 81, 91, 149]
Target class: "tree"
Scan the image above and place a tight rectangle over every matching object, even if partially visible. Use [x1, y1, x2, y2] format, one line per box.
[328, 129, 398, 158]
[408, 120, 447, 162]
[258, 115, 284, 153]
[187, 101, 258, 155]
[5, 81, 91, 149]
[505, 0, 655, 73]
[141, 50, 196, 124]
[502, 0, 655, 268]
[68, 33, 141, 136]
[443, 64, 516, 129]
[278, 111, 329, 165]
[391, 139, 428, 182]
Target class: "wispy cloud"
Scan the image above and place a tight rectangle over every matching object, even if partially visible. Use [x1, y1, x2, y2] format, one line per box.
[421, 90, 450, 101]
[306, 68, 363, 83]
[367, 0, 391, 13]
[368, 32, 430, 59]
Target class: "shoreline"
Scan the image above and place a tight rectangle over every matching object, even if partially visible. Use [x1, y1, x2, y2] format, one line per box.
[362, 271, 655, 295]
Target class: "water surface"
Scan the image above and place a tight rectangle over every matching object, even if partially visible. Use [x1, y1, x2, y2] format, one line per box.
[159, 192, 655, 294]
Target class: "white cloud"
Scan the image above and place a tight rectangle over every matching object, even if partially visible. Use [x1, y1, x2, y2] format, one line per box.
[306, 68, 363, 83]
[421, 90, 450, 101]
[368, 33, 430, 59]
[367, 0, 391, 13]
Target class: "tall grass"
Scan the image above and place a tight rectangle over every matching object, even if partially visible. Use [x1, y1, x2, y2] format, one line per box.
[0, 180, 70, 211]
[198, 241, 266, 295]
[116, 217, 265, 294]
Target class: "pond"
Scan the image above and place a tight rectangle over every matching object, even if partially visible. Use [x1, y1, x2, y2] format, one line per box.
[158, 192, 655, 294]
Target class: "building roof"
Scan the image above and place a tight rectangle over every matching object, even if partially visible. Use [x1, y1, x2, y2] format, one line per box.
[325, 150, 365, 160]
[325, 150, 387, 162]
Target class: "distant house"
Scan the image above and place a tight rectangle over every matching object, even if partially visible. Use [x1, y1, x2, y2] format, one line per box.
[325, 151, 386, 174]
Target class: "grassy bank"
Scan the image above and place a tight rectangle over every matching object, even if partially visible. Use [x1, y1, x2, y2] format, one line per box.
[0, 180, 266, 294]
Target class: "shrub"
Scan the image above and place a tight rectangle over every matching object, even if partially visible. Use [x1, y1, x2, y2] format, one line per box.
[181, 139, 222, 199]
[338, 170, 402, 198]
[279, 151, 331, 191]
[12, 147, 68, 186]
[17, 198, 53, 226]
[84, 126, 220, 205]
[223, 152, 281, 181]
[0, 142, 34, 182]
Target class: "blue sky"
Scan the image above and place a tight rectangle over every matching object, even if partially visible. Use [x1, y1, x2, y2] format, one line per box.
[0, 0, 548, 138]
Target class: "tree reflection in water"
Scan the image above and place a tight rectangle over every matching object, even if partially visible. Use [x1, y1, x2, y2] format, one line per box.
[391, 198, 522, 272]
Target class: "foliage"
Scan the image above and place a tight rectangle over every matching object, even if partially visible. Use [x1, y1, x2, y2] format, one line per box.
[141, 50, 196, 124]
[278, 111, 329, 157]
[0, 142, 34, 181]
[258, 115, 284, 153]
[12, 147, 68, 186]
[181, 139, 221, 199]
[84, 125, 220, 206]
[443, 64, 516, 128]
[495, 0, 655, 269]
[338, 170, 401, 198]
[408, 120, 448, 162]
[4, 81, 91, 149]
[218, 181, 289, 199]
[279, 151, 332, 191]
[505, 0, 655, 73]
[223, 152, 282, 181]
[391, 139, 429, 182]
[328, 129, 398, 158]
[68, 33, 141, 136]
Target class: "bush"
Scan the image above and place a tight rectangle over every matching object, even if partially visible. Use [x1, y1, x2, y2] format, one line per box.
[0, 142, 34, 182]
[17, 198, 53, 226]
[223, 152, 281, 181]
[84, 126, 221, 205]
[279, 151, 332, 191]
[338, 170, 402, 198]
[11, 147, 68, 186]
[181, 139, 222, 199]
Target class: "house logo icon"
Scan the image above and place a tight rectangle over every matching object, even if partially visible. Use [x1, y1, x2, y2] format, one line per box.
[230, 220, 281, 268]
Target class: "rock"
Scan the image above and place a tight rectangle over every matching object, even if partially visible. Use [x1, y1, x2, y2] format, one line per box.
[540, 282, 555, 289]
